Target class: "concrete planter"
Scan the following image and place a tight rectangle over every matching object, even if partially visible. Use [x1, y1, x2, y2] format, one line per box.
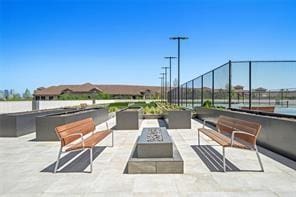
[36, 108, 108, 141]
[166, 110, 191, 129]
[142, 114, 165, 119]
[116, 107, 143, 130]
[195, 107, 296, 161]
[0, 108, 74, 137]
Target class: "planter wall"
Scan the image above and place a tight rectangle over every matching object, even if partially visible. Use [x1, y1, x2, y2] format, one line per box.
[166, 110, 191, 129]
[142, 114, 165, 119]
[195, 107, 296, 161]
[36, 108, 108, 141]
[0, 108, 74, 137]
[116, 108, 143, 130]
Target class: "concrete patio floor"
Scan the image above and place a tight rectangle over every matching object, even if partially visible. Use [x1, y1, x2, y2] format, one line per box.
[0, 118, 296, 196]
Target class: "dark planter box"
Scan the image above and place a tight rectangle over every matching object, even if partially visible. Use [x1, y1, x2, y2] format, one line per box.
[142, 114, 165, 119]
[166, 110, 191, 129]
[36, 108, 108, 141]
[116, 107, 143, 130]
[0, 108, 74, 137]
[195, 107, 296, 161]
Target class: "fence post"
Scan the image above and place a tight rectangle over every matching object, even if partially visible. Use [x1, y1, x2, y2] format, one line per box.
[201, 75, 204, 106]
[192, 80, 194, 108]
[212, 70, 215, 106]
[269, 91, 271, 105]
[185, 83, 188, 107]
[281, 89, 284, 106]
[249, 61, 252, 110]
[228, 60, 232, 109]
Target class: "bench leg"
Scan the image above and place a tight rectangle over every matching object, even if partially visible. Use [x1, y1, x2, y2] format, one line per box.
[111, 130, 114, 147]
[222, 147, 226, 172]
[90, 148, 93, 173]
[54, 147, 62, 173]
[198, 130, 200, 146]
[255, 146, 264, 172]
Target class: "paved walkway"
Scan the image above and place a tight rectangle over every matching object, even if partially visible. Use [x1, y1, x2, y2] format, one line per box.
[0, 119, 295, 196]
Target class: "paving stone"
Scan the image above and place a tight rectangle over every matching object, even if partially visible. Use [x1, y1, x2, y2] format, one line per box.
[0, 118, 295, 196]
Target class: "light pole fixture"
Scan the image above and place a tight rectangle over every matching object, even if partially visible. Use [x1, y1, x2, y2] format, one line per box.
[169, 36, 188, 106]
[161, 66, 169, 102]
[164, 56, 176, 103]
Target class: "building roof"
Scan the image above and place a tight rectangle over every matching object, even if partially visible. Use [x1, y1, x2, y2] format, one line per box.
[34, 83, 161, 96]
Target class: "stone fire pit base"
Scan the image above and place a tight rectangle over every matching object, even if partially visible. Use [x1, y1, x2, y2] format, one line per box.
[127, 143, 184, 174]
[126, 127, 183, 174]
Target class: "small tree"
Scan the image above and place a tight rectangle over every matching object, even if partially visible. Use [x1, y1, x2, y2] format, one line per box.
[23, 88, 32, 99]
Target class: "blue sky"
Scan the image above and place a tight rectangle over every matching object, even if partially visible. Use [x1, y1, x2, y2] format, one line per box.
[1, 0, 296, 93]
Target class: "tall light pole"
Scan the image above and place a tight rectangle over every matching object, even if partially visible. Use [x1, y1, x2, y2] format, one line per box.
[170, 36, 188, 106]
[160, 73, 165, 102]
[162, 66, 169, 102]
[158, 76, 163, 101]
[164, 56, 176, 103]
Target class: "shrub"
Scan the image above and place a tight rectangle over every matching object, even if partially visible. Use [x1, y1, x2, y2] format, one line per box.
[108, 106, 118, 112]
[149, 106, 155, 114]
[202, 100, 212, 108]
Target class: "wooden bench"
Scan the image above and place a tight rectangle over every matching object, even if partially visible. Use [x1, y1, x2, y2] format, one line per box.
[198, 115, 264, 172]
[54, 118, 113, 173]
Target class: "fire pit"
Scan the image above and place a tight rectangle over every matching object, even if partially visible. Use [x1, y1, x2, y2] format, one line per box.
[126, 127, 184, 174]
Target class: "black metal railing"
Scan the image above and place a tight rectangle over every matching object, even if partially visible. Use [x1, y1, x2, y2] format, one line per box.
[168, 60, 296, 116]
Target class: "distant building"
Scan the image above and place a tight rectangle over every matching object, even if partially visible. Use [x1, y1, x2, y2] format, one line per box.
[0, 90, 4, 100]
[233, 85, 244, 92]
[10, 89, 16, 96]
[255, 87, 267, 92]
[4, 90, 9, 98]
[33, 83, 161, 100]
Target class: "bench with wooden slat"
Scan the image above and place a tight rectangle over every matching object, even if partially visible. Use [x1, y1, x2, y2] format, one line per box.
[54, 118, 113, 173]
[197, 115, 264, 172]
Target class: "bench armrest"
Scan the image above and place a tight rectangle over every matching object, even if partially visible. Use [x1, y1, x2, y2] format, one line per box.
[63, 133, 85, 148]
[202, 120, 221, 132]
[202, 120, 210, 128]
[231, 130, 255, 146]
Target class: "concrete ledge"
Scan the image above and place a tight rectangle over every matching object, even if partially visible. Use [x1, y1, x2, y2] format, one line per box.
[36, 108, 108, 141]
[0, 108, 74, 137]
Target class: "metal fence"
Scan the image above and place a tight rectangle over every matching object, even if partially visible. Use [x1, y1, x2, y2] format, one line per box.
[168, 60, 296, 116]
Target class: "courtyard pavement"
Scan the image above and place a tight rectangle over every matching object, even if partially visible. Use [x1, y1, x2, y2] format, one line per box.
[0, 118, 296, 196]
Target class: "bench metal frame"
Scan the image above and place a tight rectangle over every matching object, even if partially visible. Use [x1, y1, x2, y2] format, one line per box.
[54, 122, 114, 173]
[198, 120, 264, 172]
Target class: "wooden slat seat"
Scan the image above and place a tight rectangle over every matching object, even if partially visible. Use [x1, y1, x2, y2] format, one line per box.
[198, 128, 249, 149]
[197, 115, 264, 172]
[65, 129, 112, 151]
[54, 118, 114, 173]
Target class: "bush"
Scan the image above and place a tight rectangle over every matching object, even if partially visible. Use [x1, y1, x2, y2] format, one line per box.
[58, 93, 111, 100]
[108, 106, 118, 112]
[202, 100, 212, 108]
[108, 102, 129, 108]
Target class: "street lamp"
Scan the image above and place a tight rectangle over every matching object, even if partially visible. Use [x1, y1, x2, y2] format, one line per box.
[164, 56, 176, 103]
[161, 66, 169, 102]
[169, 36, 188, 106]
